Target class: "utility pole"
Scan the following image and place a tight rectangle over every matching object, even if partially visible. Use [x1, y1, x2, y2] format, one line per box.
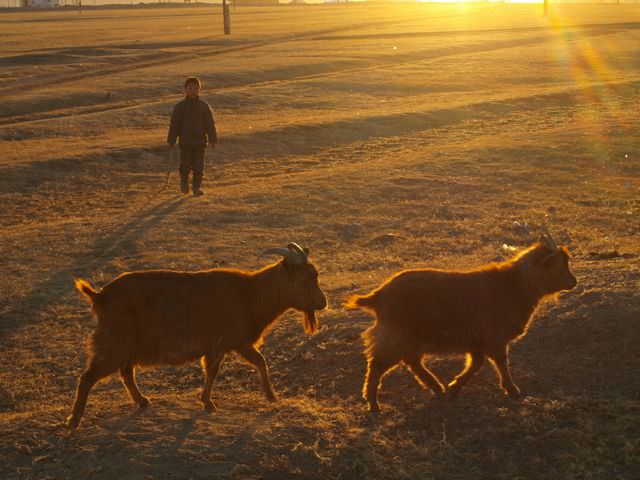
[223, 0, 230, 35]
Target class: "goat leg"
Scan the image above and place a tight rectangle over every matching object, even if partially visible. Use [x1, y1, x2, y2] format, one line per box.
[120, 365, 150, 409]
[447, 352, 485, 398]
[362, 355, 399, 413]
[236, 345, 277, 402]
[201, 352, 225, 411]
[67, 359, 118, 432]
[489, 348, 521, 398]
[403, 354, 445, 397]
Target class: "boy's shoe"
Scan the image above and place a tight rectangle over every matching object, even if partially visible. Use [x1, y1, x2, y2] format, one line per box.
[192, 174, 203, 196]
[180, 176, 189, 194]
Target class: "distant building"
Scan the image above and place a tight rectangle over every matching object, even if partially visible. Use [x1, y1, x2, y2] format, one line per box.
[21, 0, 60, 7]
[233, 0, 279, 4]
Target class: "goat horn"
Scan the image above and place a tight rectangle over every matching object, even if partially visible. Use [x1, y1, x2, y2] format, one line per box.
[541, 228, 558, 251]
[261, 246, 305, 265]
[287, 242, 308, 262]
[261, 247, 295, 261]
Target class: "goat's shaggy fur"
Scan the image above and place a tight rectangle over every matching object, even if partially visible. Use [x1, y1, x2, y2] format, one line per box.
[67, 246, 327, 432]
[346, 241, 577, 412]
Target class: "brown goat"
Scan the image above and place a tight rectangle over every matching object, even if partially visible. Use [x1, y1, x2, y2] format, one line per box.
[346, 236, 577, 412]
[68, 243, 327, 432]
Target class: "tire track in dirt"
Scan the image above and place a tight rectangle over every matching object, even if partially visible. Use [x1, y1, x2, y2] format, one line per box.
[0, 5, 510, 126]
[1, 20, 631, 129]
[1, 72, 636, 204]
[0, 17, 426, 99]
[2, 74, 637, 205]
[0, 40, 262, 97]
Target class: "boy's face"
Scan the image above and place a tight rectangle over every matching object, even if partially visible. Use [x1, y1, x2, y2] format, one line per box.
[185, 82, 200, 98]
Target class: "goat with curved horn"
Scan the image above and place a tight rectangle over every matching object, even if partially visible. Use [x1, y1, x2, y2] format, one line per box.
[346, 236, 577, 413]
[67, 244, 327, 431]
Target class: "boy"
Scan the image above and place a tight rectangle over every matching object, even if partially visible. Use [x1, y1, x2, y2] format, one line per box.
[167, 77, 217, 196]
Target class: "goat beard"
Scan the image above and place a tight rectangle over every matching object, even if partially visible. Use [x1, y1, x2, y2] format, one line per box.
[303, 310, 318, 335]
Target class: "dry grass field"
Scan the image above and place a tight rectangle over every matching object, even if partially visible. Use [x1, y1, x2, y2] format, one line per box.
[1, 3, 639, 479]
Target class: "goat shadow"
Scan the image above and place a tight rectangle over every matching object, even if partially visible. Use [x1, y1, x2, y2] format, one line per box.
[59, 400, 276, 479]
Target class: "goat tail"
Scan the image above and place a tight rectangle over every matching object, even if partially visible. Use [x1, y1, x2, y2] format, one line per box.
[75, 278, 99, 304]
[344, 291, 378, 311]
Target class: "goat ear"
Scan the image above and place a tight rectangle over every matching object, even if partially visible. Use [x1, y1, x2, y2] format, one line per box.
[532, 246, 554, 266]
[539, 251, 556, 267]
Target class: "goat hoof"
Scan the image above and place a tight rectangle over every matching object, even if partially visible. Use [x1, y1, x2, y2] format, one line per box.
[202, 401, 217, 412]
[433, 391, 446, 402]
[444, 387, 460, 400]
[66, 415, 80, 433]
[367, 403, 380, 415]
[137, 397, 151, 409]
[364, 410, 380, 425]
[506, 389, 522, 400]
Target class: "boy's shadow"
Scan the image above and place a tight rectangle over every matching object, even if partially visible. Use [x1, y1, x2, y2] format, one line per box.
[1, 195, 187, 336]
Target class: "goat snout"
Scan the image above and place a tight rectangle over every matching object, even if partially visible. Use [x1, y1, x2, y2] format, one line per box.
[314, 292, 328, 310]
[565, 273, 577, 290]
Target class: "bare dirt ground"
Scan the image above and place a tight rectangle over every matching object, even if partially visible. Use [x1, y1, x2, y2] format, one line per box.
[0, 3, 639, 479]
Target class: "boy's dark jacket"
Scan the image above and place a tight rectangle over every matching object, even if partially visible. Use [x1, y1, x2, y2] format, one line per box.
[167, 97, 217, 147]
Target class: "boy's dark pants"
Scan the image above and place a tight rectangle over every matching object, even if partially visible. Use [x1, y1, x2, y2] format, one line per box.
[179, 146, 205, 193]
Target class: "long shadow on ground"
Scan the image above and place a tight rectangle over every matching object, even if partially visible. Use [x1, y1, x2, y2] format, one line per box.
[0, 194, 187, 336]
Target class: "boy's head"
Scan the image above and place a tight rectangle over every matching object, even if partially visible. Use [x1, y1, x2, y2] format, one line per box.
[184, 77, 201, 98]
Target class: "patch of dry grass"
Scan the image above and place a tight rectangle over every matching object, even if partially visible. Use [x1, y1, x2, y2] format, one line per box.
[0, 3, 639, 479]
